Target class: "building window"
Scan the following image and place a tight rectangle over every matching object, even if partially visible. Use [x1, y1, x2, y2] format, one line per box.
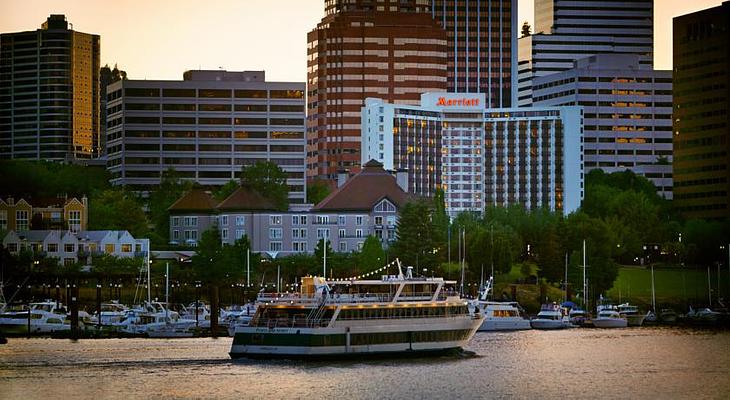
[375, 230, 383, 239]
[375, 216, 383, 226]
[105, 244, 115, 254]
[221, 215, 229, 226]
[7, 243, 18, 252]
[317, 228, 330, 239]
[47, 243, 58, 252]
[338, 215, 346, 225]
[356, 216, 364, 225]
[358, 242, 364, 251]
[121, 244, 132, 253]
[386, 216, 396, 226]
[292, 229, 300, 238]
[300, 228, 307, 238]
[339, 229, 346, 238]
[191, 217, 198, 226]
[64, 243, 75, 253]
[16, 210, 29, 231]
[269, 228, 283, 240]
[270, 215, 282, 225]
[316, 215, 329, 224]
[235, 216, 245, 226]
[0, 210, 6, 230]
[172, 217, 180, 227]
[68, 210, 81, 233]
[299, 242, 307, 252]
[64, 258, 75, 266]
[173, 230, 180, 240]
[235, 229, 244, 239]
[388, 229, 396, 240]
[222, 228, 229, 240]
[270, 242, 283, 252]
[356, 229, 363, 238]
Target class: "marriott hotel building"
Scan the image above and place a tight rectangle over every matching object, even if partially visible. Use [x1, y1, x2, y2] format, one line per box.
[362, 93, 583, 216]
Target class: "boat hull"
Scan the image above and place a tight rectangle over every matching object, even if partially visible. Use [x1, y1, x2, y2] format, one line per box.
[593, 318, 627, 328]
[230, 317, 482, 359]
[478, 318, 531, 331]
[530, 319, 568, 330]
[625, 314, 646, 327]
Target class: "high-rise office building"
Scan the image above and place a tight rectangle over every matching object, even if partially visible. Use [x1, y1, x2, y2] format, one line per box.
[0, 15, 101, 161]
[673, 2, 730, 219]
[362, 93, 583, 216]
[518, 0, 653, 106]
[431, 0, 517, 107]
[307, 0, 448, 180]
[105, 70, 307, 203]
[532, 54, 674, 198]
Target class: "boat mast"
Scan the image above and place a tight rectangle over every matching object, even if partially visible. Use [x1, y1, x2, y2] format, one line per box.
[582, 240, 587, 310]
[165, 262, 169, 321]
[460, 229, 466, 296]
[707, 265, 712, 306]
[246, 248, 250, 289]
[564, 252, 568, 304]
[650, 264, 656, 312]
[146, 249, 151, 304]
[323, 233, 327, 279]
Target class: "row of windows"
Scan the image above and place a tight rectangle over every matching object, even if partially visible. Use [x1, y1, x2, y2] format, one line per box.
[122, 116, 303, 126]
[123, 103, 304, 113]
[123, 88, 304, 99]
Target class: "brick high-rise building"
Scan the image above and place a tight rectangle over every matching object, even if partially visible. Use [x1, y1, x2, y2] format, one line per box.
[673, 2, 730, 219]
[0, 15, 101, 161]
[431, 0, 516, 107]
[307, 0, 448, 181]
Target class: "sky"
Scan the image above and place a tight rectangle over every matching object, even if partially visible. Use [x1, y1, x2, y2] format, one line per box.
[0, 0, 725, 81]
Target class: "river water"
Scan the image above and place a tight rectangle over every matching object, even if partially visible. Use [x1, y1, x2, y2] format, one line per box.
[1, 327, 729, 399]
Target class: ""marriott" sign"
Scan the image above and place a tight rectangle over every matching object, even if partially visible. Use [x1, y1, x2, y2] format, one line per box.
[436, 97, 480, 107]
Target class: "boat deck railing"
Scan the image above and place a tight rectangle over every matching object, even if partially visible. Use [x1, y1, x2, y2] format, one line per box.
[257, 292, 451, 305]
[251, 313, 477, 329]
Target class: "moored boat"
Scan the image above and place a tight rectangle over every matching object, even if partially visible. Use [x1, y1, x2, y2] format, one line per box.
[229, 261, 483, 359]
[617, 303, 646, 327]
[593, 310, 628, 328]
[470, 277, 531, 331]
[530, 303, 572, 330]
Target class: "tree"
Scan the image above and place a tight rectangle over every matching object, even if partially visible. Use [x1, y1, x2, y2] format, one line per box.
[358, 235, 385, 272]
[147, 169, 193, 245]
[214, 180, 239, 202]
[431, 188, 449, 261]
[88, 189, 148, 237]
[391, 200, 438, 269]
[240, 161, 289, 211]
[521, 21, 532, 37]
[307, 179, 331, 205]
[191, 229, 244, 335]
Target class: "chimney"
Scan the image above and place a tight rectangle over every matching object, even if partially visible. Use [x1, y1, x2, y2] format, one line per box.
[396, 169, 408, 192]
[337, 169, 350, 188]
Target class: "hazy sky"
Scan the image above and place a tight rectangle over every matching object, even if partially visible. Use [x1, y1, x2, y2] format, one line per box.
[0, 0, 725, 81]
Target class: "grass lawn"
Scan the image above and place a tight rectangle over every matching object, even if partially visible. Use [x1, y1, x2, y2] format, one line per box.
[607, 266, 730, 309]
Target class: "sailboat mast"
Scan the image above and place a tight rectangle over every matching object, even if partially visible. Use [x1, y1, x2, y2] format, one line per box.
[165, 262, 169, 320]
[651, 264, 656, 312]
[582, 240, 587, 309]
[146, 251, 151, 304]
[564, 252, 568, 304]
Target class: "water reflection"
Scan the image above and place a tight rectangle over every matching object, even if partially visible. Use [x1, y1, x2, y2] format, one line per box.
[1, 328, 729, 399]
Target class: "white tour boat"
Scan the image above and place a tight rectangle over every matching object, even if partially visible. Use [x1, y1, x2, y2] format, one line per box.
[470, 277, 530, 331]
[593, 309, 628, 328]
[530, 303, 572, 330]
[229, 262, 484, 358]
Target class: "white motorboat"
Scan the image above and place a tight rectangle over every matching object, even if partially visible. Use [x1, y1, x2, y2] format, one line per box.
[568, 308, 589, 327]
[180, 302, 212, 328]
[617, 303, 645, 327]
[230, 261, 483, 359]
[659, 308, 678, 324]
[593, 310, 628, 328]
[530, 304, 572, 330]
[470, 277, 530, 331]
[0, 301, 72, 335]
[91, 302, 129, 326]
